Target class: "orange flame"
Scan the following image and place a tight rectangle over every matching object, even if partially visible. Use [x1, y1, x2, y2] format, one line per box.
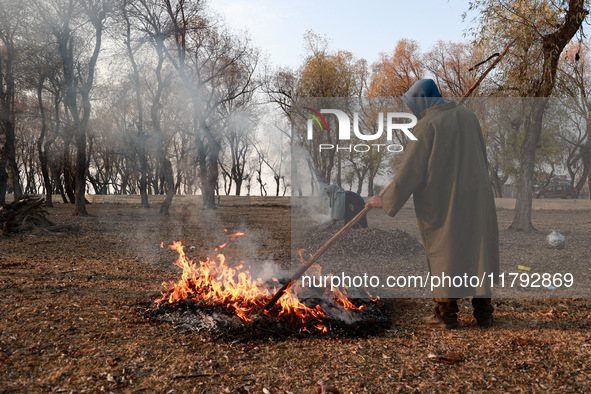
[156, 232, 364, 332]
[332, 286, 364, 310]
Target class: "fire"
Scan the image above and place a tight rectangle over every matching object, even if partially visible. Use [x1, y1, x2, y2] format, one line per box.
[330, 286, 363, 310]
[156, 231, 362, 332]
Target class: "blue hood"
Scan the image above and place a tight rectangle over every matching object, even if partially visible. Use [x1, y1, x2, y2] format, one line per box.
[402, 79, 446, 118]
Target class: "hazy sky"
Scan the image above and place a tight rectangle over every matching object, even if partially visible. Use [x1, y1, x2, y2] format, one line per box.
[212, 0, 475, 69]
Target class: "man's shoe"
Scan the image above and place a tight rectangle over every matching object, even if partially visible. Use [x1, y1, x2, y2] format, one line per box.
[476, 317, 493, 328]
[435, 304, 458, 329]
[421, 312, 458, 330]
[421, 315, 442, 325]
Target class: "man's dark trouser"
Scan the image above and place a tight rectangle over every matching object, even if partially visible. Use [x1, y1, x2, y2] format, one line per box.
[436, 298, 494, 326]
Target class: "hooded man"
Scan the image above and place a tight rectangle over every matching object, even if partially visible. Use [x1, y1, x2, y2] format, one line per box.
[366, 79, 499, 329]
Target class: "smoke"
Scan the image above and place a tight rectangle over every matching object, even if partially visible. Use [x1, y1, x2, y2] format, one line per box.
[311, 213, 331, 224]
[249, 260, 289, 283]
[289, 144, 332, 226]
[289, 144, 325, 196]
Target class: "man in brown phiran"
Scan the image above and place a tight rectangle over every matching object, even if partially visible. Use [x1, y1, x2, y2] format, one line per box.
[366, 79, 500, 329]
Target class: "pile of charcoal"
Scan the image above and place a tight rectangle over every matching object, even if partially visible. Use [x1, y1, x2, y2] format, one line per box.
[146, 297, 393, 342]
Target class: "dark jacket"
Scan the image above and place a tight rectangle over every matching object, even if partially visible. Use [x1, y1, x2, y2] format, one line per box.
[345, 191, 368, 228]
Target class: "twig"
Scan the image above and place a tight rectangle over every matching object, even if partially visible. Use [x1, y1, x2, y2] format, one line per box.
[172, 373, 220, 379]
[457, 38, 517, 106]
[469, 52, 500, 71]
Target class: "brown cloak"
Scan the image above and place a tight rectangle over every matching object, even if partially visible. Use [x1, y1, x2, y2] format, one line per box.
[382, 102, 500, 298]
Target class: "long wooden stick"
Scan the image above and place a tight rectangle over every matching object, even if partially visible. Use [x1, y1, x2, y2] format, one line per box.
[262, 191, 387, 311]
[457, 38, 517, 106]
[262, 39, 516, 311]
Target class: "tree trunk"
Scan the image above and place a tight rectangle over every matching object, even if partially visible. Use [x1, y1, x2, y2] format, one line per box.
[0, 160, 7, 205]
[63, 160, 76, 204]
[3, 119, 21, 200]
[159, 157, 174, 215]
[230, 177, 243, 196]
[510, 0, 588, 230]
[150, 39, 174, 215]
[356, 169, 367, 195]
[39, 156, 52, 207]
[139, 143, 149, 207]
[510, 102, 546, 231]
[88, 175, 101, 195]
[585, 121, 591, 199]
[573, 144, 589, 198]
[0, 34, 21, 202]
[203, 147, 219, 208]
[367, 173, 374, 197]
[290, 119, 302, 197]
[490, 168, 504, 198]
[51, 164, 68, 203]
[336, 150, 342, 187]
[36, 78, 54, 207]
[307, 158, 316, 195]
[73, 123, 88, 216]
[123, 4, 149, 208]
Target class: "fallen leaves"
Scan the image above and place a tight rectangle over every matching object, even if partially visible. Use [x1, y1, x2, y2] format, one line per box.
[513, 337, 547, 347]
[428, 351, 465, 364]
[1, 205, 591, 393]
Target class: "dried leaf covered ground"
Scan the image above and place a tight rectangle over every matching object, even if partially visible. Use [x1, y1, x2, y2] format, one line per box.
[1, 202, 591, 393]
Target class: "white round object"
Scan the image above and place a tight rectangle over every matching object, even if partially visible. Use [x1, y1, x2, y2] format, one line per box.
[546, 230, 565, 249]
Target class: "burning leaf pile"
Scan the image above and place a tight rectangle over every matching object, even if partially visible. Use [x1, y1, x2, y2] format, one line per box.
[147, 231, 391, 340]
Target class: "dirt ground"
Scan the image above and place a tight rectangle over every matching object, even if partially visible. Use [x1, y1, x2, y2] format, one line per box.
[1, 202, 591, 393]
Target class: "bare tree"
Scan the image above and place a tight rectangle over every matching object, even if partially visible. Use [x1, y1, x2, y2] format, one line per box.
[120, 0, 149, 207]
[557, 42, 591, 196]
[163, 0, 259, 209]
[297, 33, 366, 186]
[471, 0, 589, 231]
[219, 112, 252, 195]
[425, 40, 479, 97]
[0, 0, 25, 203]
[122, 0, 176, 214]
[33, 0, 113, 215]
[262, 66, 303, 196]
[25, 43, 64, 206]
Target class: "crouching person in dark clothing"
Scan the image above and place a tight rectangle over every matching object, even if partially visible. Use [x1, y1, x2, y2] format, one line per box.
[325, 184, 368, 228]
[344, 191, 367, 228]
